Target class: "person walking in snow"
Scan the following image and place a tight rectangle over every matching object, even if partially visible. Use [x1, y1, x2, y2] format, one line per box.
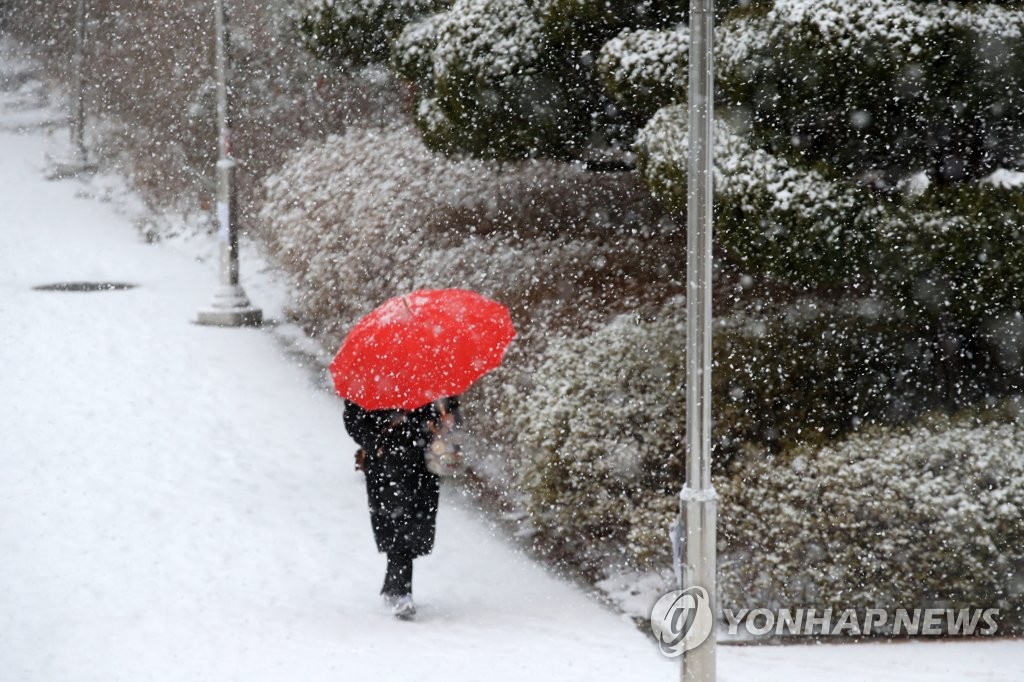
[343, 396, 460, 619]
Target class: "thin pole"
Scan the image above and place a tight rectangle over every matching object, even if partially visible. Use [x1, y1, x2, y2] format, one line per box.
[49, 0, 97, 177]
[215, 0, 239, 288]
[681, 0, 717, 680]
[197, 0, 262, 326]
[72, 0, 86, 164]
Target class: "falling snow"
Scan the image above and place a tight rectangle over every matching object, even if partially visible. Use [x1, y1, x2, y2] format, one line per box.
[2, 0, 1024, 674]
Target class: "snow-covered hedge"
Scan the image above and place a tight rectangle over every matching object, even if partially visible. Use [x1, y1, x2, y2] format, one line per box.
[875, 186, 1024, 322]
[636, 106, 872, 288]
[636, 104, 1024, 324]
[715, 0, 1024, 184]
[391, 0, 578, 158]
[597, 25, 688, 118]
[391, 12, 446, 83]
[389, 0, 685, 159]
[720, 403, 1024, 631]
[512, 290, 1021, 577]
[258, 124, 678, 334]
[515, 310, 687, 572]
[629, 0, 1024, 305]
[291, 0, 448, 67]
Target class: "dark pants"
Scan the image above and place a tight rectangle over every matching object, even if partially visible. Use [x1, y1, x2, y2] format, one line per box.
[364, 448, 439, 558]
[382, 551, 414, 597]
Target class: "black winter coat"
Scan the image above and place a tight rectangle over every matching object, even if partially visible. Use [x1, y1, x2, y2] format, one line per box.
[343, 398, 457, 558]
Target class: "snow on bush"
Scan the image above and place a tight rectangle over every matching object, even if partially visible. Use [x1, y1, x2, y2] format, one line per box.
[259, 123, 677, 331]
[514, 309, 686, 573]
[393, 0, 563, 157]
[715, 0, 1024, 184]
[390, 0, 684, 159]
[432, 0, 542, 82]
[636, 101, 1024, 325]
[715, 8, 773, 80]
[258, 124, 493, 340]
[872, 186, 1024, 323]
[768, 0, 1024, 48]
[291, 0, 448, 67]
[597, 25, 688, 118]
[636, 105, 871, 287]
[511, 288, 1016, 581]
[720, 402, 1024, 631]
[391, 12, 447, 82]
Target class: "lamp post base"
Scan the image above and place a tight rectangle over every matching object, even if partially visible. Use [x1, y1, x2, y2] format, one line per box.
[47, 158, 99, 180]
[196, 284, 263, 327]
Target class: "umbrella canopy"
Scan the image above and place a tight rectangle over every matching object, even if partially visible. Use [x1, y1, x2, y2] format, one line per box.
[330, 288, 516, 411]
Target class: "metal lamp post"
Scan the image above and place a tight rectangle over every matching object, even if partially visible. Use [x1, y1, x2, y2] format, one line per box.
[50, 0, 98, 177]
[679, 0, 717, 680]
[196, 0, 262, 327]
[71, 0, 87, 165]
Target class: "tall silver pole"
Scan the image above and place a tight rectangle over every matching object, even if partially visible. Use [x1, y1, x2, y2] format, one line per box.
[50, 0, 97, 177]
[680, 0, 717, 680]
[72, 0, 87, 164]
[197, 0, 262, 327]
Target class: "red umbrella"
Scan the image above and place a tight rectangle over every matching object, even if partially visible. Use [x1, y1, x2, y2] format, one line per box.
[330, 288, 516, 411]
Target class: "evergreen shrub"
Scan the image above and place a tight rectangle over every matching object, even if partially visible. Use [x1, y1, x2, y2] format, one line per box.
[597, 25, 688, 119]
[637, 105, 1024, 327]
[390, 0, 684, 160]
[720, 402, 1024, 632]
[513, 293, 1016, 576]
[293, 0, 448, 68]
[715, 0, 1024, 185]
[637, 106, 873, 289]
[876, 185, 1024, 323]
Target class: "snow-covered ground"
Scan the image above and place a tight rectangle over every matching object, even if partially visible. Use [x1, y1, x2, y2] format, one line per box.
[1, 35, 1021, 681]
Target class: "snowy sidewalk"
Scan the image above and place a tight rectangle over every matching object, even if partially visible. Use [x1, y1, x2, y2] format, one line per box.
[2, 36, 1021, 682]
[0, 40, 673, 682]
